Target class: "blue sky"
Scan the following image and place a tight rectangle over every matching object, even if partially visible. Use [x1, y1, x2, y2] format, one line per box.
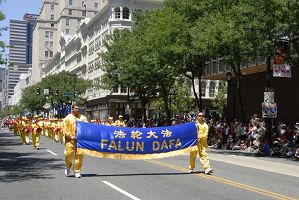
[0, 0, 44, 56]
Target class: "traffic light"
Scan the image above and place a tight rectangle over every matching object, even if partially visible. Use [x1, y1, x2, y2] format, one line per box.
[36, 87, 40, 95]
[55, 89, 59, 96]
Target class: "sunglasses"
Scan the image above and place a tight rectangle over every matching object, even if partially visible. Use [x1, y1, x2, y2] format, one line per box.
[198, 115, 204, 117]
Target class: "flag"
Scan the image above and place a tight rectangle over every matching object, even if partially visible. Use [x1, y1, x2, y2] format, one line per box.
[76, 121, 198, 160]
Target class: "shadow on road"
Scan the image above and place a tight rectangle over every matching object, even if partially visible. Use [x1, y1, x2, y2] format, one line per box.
[0, 131, 64, 183]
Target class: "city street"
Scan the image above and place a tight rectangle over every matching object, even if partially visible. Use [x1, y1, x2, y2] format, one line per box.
[0, 129, 298, 200]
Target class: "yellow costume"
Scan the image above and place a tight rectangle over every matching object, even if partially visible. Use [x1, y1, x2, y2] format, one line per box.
[63, 113, 87, 173]
[32, 119, 42, 149]
[114, 115, 125, 127]
[20, 118, 31, 145]
[189, 118, 212, 174]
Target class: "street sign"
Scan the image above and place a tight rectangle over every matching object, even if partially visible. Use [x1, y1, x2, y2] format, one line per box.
[262, 102, 277, 118]
[264, 91, 274, 103]
[44, 89, 49, 95]
[63, 92, 74, 97]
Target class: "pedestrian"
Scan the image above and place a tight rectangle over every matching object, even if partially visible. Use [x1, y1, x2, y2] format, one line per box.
[189, 111, 213, 175]
[63, 103, 88, 178]
[115, 115, 125, 127]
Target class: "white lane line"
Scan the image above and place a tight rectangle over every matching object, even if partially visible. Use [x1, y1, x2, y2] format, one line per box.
[102, 181, 141, 200]
[47, 150, 58, 156]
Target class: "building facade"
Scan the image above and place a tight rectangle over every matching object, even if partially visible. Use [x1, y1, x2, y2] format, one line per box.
[30, 0, 102, 84]
[3, 14, 38, 107]
[42, 0, 164, 120]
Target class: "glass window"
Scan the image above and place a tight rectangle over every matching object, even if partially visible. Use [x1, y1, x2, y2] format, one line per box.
[45, 31, 49, 38]
[82, 10, 86, 17]
[201, 81, 206, 97]
[123, 7, 130, 19]
[120, 86, 127, 93]
[45, 51, 49, 57]
[68, 9, 72, 15]
[45, 41, 49, 48]
[51, 3, 54, 11]
[51, 15, 54, 20]
[209, 81, 216, 97]
[66, 18, 69, 26]
[115, 7, 121, 19]
[66, 29, 70, 34]
[50, 42, 53, 49]
[95, 2, 98, 8]
[69, 0, 72, 6]
[50, 32, 54, 39]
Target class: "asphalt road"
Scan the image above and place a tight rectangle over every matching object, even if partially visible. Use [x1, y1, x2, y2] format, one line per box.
[0, 129, 298, 200]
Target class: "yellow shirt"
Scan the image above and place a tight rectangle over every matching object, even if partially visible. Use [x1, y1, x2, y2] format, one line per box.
[63, 113, 87, 138]
[196, 121, 209, 148]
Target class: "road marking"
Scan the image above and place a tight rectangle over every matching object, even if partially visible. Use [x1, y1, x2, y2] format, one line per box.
[146, 160, 297, 200]
[46, 150, 58, 156]
[102, 181, 141, 200]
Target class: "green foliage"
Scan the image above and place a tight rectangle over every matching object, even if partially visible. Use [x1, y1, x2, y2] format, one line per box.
[212, 81, 227, 117]
[20, 71, 91, 115]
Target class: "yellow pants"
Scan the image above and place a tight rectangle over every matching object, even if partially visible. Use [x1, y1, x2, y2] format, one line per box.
[189, 145, 211, 170]
[20, 131, 30, 144]
[32, 133, 40, 148]
[64, 141, 83, 173]
[59, 132, 65, 144]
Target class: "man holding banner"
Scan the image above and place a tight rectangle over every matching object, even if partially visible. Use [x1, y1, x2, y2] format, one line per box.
[63, 103, 87, 178]
[189, 112, 213, 175]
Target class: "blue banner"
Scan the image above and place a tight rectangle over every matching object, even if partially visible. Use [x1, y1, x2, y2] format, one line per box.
[76, 121, 198, 160]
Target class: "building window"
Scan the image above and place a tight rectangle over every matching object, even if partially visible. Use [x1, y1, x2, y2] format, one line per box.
[123, 7, 130, 19]
[68, 0, 72, 6]
[201, 81, 206, 97]
[50, 32, 54, 39]
[51, 14, 54, 20]
[45, 31, 49, 38]
[66, 18, 69, 26]
[45, 51, 49, 57]
[113, 87, 118, 93]
[51, 3, 54, 11]
[115, 7, 121, 19]
[209, 81, 216, 97]
[45, 41, 49, 48]
[95, 2, 98, 8]
[66, 29, 70, 34]
[68, 9, 72, 15]
[51, 23, 54, 27]
[120, 86, 127, 93]
[50, 51, 53, 57]
[50, 42, 53, 49]
[82, 10, 86, 17]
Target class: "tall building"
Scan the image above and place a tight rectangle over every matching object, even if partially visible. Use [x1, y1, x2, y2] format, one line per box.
[42, 0, 164, 120]
[30, 0, 101, 84]
[3, 14, 38, 106]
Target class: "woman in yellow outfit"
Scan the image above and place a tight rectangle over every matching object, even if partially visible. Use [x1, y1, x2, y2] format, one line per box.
[32, 115, 42, 150]
[20, 117, 31, 145]
[189, 112, 213, 175]
[63, 103, 87, 178]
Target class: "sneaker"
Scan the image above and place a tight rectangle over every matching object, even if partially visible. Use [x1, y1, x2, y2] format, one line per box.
[188, 169, 194, 173]
[205, 168, 213, 175]
[74, 172, 81, 178]
[65, 167, 71, 176]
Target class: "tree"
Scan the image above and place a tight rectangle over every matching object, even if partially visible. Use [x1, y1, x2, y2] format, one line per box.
[101, 8, 186, 122]
[212, 81, 227, 117]
[0, 1, 6, 65]
[20, 71, 91, 116]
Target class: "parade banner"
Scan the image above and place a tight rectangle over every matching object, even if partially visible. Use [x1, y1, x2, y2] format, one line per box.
[76, 121, 198, 160]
